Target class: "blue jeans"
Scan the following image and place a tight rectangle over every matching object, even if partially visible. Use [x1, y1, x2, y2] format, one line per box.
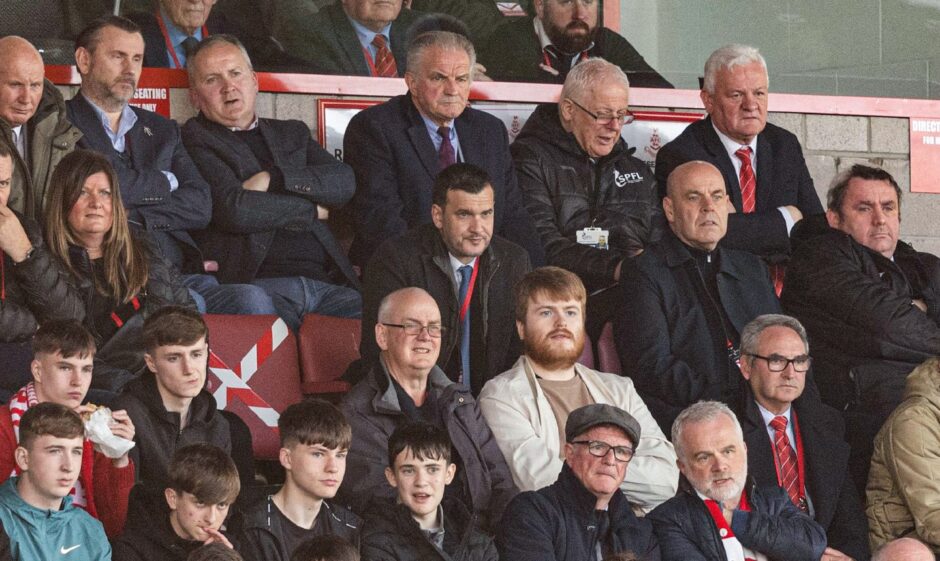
[251, 276, 362, 331]
[182, 274, 278, 315]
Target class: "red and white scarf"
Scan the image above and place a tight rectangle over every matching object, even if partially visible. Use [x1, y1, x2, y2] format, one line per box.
[702, 491, 768, 561]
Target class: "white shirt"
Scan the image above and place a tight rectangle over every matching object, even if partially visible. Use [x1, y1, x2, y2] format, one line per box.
[449, 254, 478, 287]
[10, 125, 25, 158]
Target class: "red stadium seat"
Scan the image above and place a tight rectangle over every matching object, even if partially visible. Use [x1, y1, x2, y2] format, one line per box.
[296, 314, 360, 396]
[203, 314, 302, 460]
[577, 332, 595, 369]
[597, 322, 621, 375]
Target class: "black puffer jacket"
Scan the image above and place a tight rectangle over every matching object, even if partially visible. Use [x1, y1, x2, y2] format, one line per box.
[361, 498, 496, 561]
[0, 211, 83, 342]
[511, 103, 663, 291]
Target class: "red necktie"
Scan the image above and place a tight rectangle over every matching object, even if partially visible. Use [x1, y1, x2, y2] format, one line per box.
[736, 146, 785, 295]
[371, 34, 398, 78]
[769, 415, 805, 511]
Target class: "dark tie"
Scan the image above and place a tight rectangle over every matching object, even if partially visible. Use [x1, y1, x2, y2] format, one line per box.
[457, 265, 472, 385]
[371, 34, 397, 77]
[181, 36, 200, 66]
[769, 415, 805, 511]
[438, 126, 456, 170]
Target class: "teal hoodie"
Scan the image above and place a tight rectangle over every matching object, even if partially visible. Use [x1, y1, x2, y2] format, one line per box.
[0, 477, 111, 560]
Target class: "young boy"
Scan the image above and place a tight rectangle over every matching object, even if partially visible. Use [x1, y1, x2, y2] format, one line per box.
[291, 536, 359, 561]
[234, 399, 360, 561]
[113, 443, 241, 561]
[0, 320, 135, 537]
[360, 421, 497, 561]
[0, 402, 111, 560]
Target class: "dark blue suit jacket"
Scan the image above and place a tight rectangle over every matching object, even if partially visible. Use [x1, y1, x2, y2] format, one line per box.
[66, 92, 212, 273]
[655, 116, 823, 260]
[343, 93, 544, 266]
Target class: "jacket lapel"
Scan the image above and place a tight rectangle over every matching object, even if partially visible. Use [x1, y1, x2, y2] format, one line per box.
[330, 5, 372, 76]
[405, 97, 441, 178]
[700, 117, 743, 209]
[454, 109, 484, 167]
[70, 93, 118, 155]
[755, 133, 773, 212]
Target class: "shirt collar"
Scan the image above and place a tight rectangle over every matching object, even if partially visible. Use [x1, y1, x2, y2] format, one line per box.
[449, 253, 477, 273]
[85, 96, 137, 138]
[712, 120, 758, 159]
[161, 7, 204, 47]
[421, 112, 455, 137]
[228, 115, 259, 131]
[757, 402, 791, 428]
[348, 16, 393, 51]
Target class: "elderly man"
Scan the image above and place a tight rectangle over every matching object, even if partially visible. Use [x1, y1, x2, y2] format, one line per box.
[656, 44, 822, 283]
[496, 403, 660, 560]
[68, 16, 273, 317]
[479, 0, 670, 86]
[480, 266, 677, 511]
[182, 35, 361, 330]
[649, 401, 826, 561]
[361, 163, 529, 394]
[339, 287, 517, 529]
[0, 36, 81, 220]
[343, 30, 542, 267]
[871, 538, 934, 561]
[512, 58, 663, 334]
[615, 160, 779, 432]
[737, 314, 870, 561]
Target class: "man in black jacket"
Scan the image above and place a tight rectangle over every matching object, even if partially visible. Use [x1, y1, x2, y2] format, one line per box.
[184, 34, 362, 330]
[496, 403, 660, 560]
[361, 163, 531, 394]
[615, 160, 780, 433]
[648, 401, 826, 561]
[736, 314, 870, 560]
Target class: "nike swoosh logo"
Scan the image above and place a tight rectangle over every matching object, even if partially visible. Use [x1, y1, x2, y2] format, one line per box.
[60, 545, 81, 554]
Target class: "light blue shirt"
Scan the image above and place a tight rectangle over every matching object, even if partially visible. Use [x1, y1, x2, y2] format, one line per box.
[85, 97, 179, 191]
[161, 8, 205, 69]
[348, 17, 392, 61]
[421, 113, 463, 163]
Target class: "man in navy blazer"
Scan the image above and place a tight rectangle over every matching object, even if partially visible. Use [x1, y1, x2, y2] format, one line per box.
[342, 30, 543, 267]
[736, 314, 870, 561]
[67, 15, 276, 316]
[655, 44, 822, 263]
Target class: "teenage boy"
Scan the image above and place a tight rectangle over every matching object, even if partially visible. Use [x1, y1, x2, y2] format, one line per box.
[0, 402, 111, 560]
[113, 443, 241, 561]
[234, 399, 360, 561]
[0, 319, 135, 537]
[360, 421, 497, 561]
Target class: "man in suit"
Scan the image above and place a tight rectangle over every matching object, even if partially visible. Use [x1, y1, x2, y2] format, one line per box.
[183, 35, 362, 331]
[0, 36, 81, 220]
[361, 163, 530, 394]
[655, 44, 822, 285]
[343, 30, 543, 267]
[67, 15, 276, 316]
[737, 314, 870, 561]
[479, 0, 671, 87]
[615, 160, 780, 433]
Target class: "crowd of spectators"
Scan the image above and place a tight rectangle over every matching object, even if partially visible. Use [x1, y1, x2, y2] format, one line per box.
[0, 3, 939, 560]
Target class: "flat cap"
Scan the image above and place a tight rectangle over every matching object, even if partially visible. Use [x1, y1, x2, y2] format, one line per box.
[565, 403, 641, 446]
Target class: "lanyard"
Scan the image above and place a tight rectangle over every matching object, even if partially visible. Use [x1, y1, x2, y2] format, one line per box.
[155, 11, 208, 69]
[459, 259, 480, 322]
[770, 410, 807, 508]
[110, 296, 141, 328]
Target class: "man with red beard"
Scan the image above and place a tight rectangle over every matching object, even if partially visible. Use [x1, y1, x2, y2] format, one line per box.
[479, 266, 677, 512]
[361, 163, 531, 395]
[649, 401, 826, 561]
[478, 0, 671, 86]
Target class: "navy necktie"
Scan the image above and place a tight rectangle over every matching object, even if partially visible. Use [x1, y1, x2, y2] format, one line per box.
[457, 265, 472, 384]
[438, 126, 456, 170]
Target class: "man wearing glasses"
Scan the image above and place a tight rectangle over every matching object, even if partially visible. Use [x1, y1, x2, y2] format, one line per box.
[511, 58, 664, 338]
[497, 403, 661, 560]
[736, 314, 870, 561]
[340, 286, 518, 531]
[360, 163, 531, 395]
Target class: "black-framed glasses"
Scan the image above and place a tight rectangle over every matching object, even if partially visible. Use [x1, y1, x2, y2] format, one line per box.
[568, 98, 635, 126]
[570, 440, 634, 462]
[747, 353, 812, 372]
[381, 322, 446, 338]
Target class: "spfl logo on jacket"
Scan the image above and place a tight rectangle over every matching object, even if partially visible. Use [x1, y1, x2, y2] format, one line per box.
[613, 168, 644, 187]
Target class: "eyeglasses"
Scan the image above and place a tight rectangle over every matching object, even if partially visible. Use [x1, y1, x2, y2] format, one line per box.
[568, 98, 635, 126]
[381, 322, 446, 338]
[570, 440, 634, 462]
[747, 353, 812, 372]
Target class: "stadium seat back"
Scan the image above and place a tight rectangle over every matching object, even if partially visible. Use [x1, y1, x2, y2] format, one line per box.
[597, 322, 621, 375]
[297, 314, 360, 395]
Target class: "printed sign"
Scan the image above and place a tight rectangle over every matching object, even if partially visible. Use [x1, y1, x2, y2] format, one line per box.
[910, 118, 940, 193]
[130, 87, 170, 117]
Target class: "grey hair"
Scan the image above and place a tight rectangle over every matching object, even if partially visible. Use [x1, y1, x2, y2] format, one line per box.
[702, 44, 767, 94]
[739, 314, 809, 364]
[186, 34, 254, 84]
[671, 401, 742, 460]
[406, 31, 476, 78]
[559, 58, 630, 106]
[376, 287, 435, 323]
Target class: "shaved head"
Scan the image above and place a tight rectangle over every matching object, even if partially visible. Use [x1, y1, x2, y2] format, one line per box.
[665, 160, 723, 199]
[0, 36, 45, 127]
[872, 538, 934, 561]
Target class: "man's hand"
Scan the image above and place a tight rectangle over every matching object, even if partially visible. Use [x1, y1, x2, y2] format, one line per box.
[783, 205, 803, 223]
[0, 206, 32, 262]
[821, 546, 853, 561]
[242, 171, 271, 192]
[202, 527, 234, 548]
[108, 409, 135, 468]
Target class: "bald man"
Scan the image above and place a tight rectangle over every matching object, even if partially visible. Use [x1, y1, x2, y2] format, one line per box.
[615, 161, 780, 433]
[872, 538, 934, 561]
[0, 36, 81, 220]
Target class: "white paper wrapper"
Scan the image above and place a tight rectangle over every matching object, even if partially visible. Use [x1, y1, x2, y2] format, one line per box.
[84, 408, 135, 459]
